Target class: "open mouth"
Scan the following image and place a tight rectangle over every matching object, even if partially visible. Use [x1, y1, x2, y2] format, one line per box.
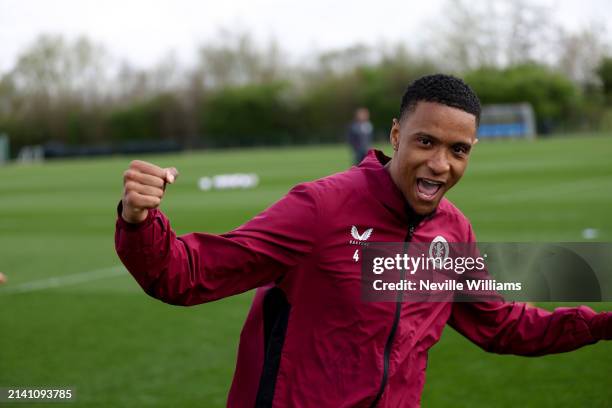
[416, 178, 444, 201]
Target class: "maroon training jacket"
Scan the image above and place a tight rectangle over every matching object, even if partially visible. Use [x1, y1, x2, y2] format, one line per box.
[115, 150, 611, 407]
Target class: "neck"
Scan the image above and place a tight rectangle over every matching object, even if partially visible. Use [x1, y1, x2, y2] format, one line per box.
[383, 159, 399, 191]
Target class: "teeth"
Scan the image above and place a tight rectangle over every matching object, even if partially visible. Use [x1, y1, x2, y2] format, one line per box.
[422, 179, 441, 186]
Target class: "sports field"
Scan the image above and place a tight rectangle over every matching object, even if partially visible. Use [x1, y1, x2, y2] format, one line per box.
[1, 134, 611, 407]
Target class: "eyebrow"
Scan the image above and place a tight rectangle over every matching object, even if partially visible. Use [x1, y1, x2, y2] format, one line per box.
[415, 132, 473, 152]
[415, 132, 440, 142]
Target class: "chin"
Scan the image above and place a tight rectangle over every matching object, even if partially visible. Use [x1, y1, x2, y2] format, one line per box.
[415, 206, 435, 215]
[413, 199, 441, 215]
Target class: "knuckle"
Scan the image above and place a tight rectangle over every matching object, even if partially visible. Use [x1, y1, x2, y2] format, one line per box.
[126, 191, 140, 205]
[124, 180, 137, 191]
[123, 169, 136, 181]
[153, 177, 165, 188]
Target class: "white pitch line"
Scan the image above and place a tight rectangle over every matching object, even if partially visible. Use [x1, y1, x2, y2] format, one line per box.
[0, 265, 126, 295]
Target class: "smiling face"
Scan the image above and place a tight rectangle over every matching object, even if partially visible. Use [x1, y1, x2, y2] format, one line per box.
[388, 101, 478, 215]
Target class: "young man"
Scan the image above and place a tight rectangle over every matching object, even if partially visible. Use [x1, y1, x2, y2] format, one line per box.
[115, 74, 611, 407]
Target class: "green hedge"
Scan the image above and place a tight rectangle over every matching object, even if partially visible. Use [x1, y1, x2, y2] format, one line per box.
[465, 64, 580, 133]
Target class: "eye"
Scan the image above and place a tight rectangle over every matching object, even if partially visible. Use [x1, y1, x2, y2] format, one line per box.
[417, 136, 433, 146]
[452, 144, 470, 156]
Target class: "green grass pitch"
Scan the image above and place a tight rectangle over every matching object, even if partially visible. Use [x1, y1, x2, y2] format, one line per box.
[1, 134, 611, 407]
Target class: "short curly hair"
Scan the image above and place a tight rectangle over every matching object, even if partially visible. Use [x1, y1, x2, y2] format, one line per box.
[399, 74, 481, 124]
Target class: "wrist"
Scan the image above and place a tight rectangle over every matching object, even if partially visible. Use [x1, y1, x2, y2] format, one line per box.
[590, 312, 612, 340]
[121, 203, 148, 224]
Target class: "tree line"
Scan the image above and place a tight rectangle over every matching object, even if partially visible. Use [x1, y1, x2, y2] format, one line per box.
[1, 1, 612, 156]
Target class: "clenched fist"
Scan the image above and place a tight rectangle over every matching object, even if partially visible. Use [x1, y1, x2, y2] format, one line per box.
[122, 160, 179, 224]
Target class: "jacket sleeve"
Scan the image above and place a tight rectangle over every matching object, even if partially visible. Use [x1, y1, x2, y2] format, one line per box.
[449, 301, 611, 355]
[448, 223, 612, 355]
[115, 182, 320, 306]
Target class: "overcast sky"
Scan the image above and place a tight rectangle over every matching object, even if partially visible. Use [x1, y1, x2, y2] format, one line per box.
[1, 0, 611, 73]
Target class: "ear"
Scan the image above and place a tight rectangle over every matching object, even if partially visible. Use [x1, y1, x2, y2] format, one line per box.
[390, 118, 400, 151]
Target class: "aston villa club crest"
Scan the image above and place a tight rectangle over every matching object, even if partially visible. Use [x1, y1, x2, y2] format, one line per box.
[429, 235, 450, 268]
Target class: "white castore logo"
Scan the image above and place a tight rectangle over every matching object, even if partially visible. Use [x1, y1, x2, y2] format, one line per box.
[351, 226, 373, 241]
[350, 226, 373, 263]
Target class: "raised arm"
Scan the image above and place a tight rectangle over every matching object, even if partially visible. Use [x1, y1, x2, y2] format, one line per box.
[115, 160, 319, 306]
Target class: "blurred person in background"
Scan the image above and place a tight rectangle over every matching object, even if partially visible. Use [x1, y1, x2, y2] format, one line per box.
[347, 107, 374, 165]
[0, 272, 7, 284]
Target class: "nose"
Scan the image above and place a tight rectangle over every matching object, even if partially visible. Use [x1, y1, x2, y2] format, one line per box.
[427, 149, 450, 175]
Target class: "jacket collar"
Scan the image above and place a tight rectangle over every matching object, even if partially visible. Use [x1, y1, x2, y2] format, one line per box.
[360, 149, 432, 226]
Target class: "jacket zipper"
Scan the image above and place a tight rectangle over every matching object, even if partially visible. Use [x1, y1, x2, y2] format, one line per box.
[370, 225, 415, 407]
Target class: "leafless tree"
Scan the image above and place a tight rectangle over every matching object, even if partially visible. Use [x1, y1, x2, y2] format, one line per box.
[555, 23, 610, 85]
[195, 29, 287, 89]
